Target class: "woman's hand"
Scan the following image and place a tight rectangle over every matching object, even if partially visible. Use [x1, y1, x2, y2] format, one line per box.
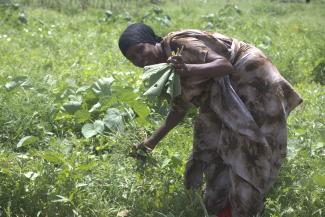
[131, 140, 154, 161]
[167, 55, 190, 78]
[134, 140, 155, 152]
[133, 109, 187, 156]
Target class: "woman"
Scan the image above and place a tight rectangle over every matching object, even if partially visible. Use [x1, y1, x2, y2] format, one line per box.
[118, 23, 302, 217]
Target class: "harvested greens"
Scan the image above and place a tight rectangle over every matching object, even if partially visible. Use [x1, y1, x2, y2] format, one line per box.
[142, 63, 181, 99]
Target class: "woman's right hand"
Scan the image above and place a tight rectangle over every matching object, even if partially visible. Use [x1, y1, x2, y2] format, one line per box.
[131, 140, 154, 160]
[134, 140, 154, 152]
[132, 110, 187, 156]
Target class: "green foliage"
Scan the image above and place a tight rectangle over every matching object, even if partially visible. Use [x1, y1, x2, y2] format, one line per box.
[16, 135, 38, 148]
[81, 120, 104, 138]
[103, 108, 125, 132]
[0, 0, 324, 216]
[312, 59, 325, 85]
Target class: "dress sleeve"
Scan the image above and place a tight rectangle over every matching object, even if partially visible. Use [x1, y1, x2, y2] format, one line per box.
[170, 37, 209, 64]
[170, 36, 226, 64]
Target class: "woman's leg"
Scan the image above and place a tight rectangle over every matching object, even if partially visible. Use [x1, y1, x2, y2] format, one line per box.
[228, 172, 264, 217]
[186, 112, 231, 215]
[204, 155, 231, 215]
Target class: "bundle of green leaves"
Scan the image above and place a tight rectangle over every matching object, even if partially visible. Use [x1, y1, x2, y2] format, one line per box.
[142, 63, 181, 100]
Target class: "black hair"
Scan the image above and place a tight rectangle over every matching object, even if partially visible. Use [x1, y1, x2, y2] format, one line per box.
[118, 23, 162, 56]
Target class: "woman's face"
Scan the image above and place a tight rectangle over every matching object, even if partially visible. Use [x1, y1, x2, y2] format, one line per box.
[125, 43, 161, 67]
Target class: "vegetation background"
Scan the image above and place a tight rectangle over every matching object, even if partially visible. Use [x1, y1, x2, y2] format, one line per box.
[0, 0, 324, 216]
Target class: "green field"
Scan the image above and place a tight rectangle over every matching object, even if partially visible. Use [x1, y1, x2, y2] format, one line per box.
[0, 0, 324, 216]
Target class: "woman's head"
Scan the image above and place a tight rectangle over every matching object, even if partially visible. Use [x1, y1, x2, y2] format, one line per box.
[118, 23, 164, 67]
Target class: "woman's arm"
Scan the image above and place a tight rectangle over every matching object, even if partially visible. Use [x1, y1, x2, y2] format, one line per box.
[139, 109, 187, 150]
[187, 58, 233, 78]
[168, 52, 234, 79]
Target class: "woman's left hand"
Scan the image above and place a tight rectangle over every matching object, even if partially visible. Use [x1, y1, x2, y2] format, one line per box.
[167, 55, 189, 78]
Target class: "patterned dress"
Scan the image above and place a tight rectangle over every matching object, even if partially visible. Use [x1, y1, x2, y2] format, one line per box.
[161, 30, 303, 217]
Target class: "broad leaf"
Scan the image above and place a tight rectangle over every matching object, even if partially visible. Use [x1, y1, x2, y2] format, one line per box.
[93, 120, 105, 134]
[313, 174, 325, 187]
[61, 100, 82, 114]
[52, 195, 70, 203]
[105, 10, 113, 17]
[103, 108, 124, 132]
[112, 88, 149, 124]
[89, 102, 101, 113]
[17, 136, 38, 148]
[82, 123, 97, 139]
[74, 110, 91, 123]
[142, 63, 181, 98]
[92, 77, 114, 95]
[5, 81, 18, 90]
[24, 171, 39, 180]
[43, 151, 64, 164]
[76, 85, 90, 93]
[5, 76, 30, 91]
[81, 120, 104, 138]
[77, 161, 97, 171]
[143, 66, 171, 96]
